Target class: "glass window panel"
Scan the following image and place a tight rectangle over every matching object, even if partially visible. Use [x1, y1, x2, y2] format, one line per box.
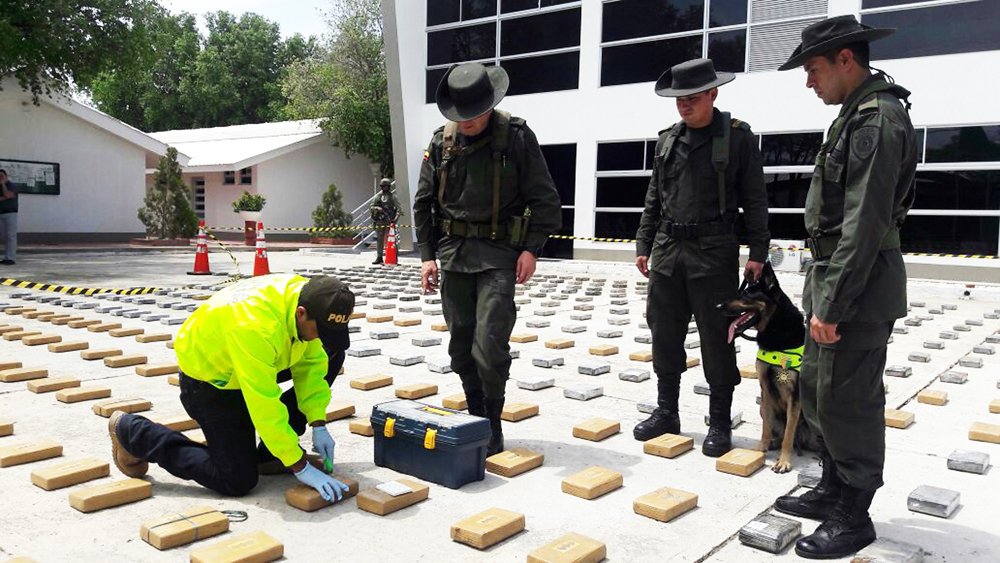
[428, 0, 461, 26]
[595, 211, 643, 239]
[501, 9, 581, 56]
[645, 140, 657, 170]
[760, 132, 823, 166]
[426, 67, 449, 104]
[863, 2, 1000, 60]
[925, 125, 1000, 163]
[541, 0, 578, 6]
[597, 141, 645, 171]
[912, 171, 1000, 211]
[596, 176, 650, 207]
[462, 0, 498, 20]
[541, 144, 577, 204]
[502, 0, 538, 12]
[502, 51, 580, 95]
[762, 213, 809, 241]
[862, 0, 923, 8]
[541, 208, 575, 259]
[764, 173, 812, 208]
[427, 23, 497, 66]
[601, 35, 703, 86]
[708, 29, 746, 73]
[601, 0, 705, 42]
[901, 216, 999, 255]
[709, 0, 747, 27]
[916, 128, 925, 163]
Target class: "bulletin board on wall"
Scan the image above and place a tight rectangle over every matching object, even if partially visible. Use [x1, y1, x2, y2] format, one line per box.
[0, 158, 60, 195]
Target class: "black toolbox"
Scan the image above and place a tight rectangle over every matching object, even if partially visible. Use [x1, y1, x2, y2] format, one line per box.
[371, 400, 491, 489]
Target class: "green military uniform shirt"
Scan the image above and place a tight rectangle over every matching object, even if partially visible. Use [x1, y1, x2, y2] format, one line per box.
[371, 190, 402, 226]
[803, 73, 917, 325]
[413, 112, 563, 272]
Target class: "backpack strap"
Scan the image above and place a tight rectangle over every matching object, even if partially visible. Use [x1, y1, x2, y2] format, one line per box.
[712, 112, 732, 219]
[490, 109, 512, 239]
[438, 121, 459, 208]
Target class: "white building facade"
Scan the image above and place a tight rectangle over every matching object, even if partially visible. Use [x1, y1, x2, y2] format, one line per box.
[383, 0, 1000, 265]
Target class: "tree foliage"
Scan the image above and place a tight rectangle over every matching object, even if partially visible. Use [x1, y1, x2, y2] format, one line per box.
[139, 147, 199, 239]
[313, 183, 353, 229]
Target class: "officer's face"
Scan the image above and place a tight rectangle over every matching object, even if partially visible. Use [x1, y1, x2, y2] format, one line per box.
[675, 88, 717, 128]
[804, 55, 848, 105]
[459, 110, 493, 136]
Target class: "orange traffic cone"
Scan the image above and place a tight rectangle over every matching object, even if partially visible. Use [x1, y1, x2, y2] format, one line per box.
[188, 220, 212, 275]
[253, 221, 270, 276]
[384, 222, 398, 266]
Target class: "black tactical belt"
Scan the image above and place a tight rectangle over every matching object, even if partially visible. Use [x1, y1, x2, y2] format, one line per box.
[808, 229, 901, 261]
[659, 220, 733, 239]
[440, 219, 509, 240]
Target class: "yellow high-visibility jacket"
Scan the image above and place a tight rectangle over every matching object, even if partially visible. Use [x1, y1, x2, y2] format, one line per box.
[175, 274, 330, 466]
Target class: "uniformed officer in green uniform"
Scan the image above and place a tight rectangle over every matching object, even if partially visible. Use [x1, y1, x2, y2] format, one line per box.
[773, 16, 917, 560]
[371, 178, 402, 264]
[633, 59, 770, 457]
[413, 63, 562, 455]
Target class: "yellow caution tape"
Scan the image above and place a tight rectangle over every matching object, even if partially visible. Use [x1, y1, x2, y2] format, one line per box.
[0, 278, 159, 295]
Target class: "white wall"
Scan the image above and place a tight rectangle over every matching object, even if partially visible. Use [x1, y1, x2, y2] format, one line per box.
[0, 92, 147, 235]
[387, 0, 1000, 255]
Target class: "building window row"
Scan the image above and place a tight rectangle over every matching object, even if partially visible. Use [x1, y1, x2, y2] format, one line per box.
[861, 0, 1000, 61]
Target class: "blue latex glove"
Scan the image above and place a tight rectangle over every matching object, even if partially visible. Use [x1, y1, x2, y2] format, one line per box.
[294, 463, 350, 502]
[311, 426, 335, 468]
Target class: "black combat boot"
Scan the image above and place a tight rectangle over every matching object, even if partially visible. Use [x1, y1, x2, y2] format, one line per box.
[776, 449, 842, 520]
[702, 386, 734, 457]
[462, 381, 486, 418]
[484, 397, 505, 456]
[633, 375, 681, 441]
[795, 485, 877, 559]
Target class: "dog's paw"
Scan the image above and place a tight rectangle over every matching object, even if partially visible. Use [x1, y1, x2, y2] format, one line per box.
[772, 459, 793, 474]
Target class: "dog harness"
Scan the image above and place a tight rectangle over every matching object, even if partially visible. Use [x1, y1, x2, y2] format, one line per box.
[756, 345, 804, 371]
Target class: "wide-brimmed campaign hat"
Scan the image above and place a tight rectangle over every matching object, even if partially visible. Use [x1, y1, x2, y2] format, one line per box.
[298, 275, 355, 352]
[436, 63, 509, 122]
[779, 15, 894, 71]
[655, 58, 734, 98]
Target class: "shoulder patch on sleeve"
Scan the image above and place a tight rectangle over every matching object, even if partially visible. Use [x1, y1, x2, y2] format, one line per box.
[852, 126, 880, 160]
[858, 97, 879, 113]
[731, 118, 751, 131]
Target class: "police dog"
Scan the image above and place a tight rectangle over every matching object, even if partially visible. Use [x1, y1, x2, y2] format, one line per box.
[719, 262, 814, 473]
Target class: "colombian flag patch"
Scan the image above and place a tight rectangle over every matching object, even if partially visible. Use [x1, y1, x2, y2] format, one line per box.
[423, 150, 430, 161]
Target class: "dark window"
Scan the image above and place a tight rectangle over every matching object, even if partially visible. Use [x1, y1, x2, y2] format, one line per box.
[601, 35, 702, 86]
[462, 0, 497, 20]
[862, 0, 924, 8]
[541, 208, 575, 259]
[915, 127, 925, 163]
[426, 67, 450, 104]
[863, 2, 1000, 60]
[709, 0, 747, 27]
[901, 216, 999, 255]
[502, 0, 537, 12]
[645, 140, 656, 170]
[502, 51, 580, 95]
[596, 176, 649, 207]
[602, 0, 704, 42]
[708, 29, 746, 73]
[428, 0, 461, 26]
[765, 213, 809, 241]
[912, 171, 1000, 211]
[761, 132, 823, 166]
[427, 23, 497, 66]
[239, 167, 252, 185]
[595, 211, 642, 239]
[541, 0, 577, 6]
[597, 141, 645, 171]
[541, 144, 576, 204]
[501, 9, 581, 56]
[925, 125, 1000, 163]
[223, 171, 235, 185]
[764, 173, 811, 208]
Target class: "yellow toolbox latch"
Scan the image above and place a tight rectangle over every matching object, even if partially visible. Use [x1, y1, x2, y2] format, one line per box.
[424, 428, 438, 450]
[384, 417, 395, 438]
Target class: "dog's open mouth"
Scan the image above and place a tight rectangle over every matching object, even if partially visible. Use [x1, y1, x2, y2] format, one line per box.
[727, 311, 759, 343]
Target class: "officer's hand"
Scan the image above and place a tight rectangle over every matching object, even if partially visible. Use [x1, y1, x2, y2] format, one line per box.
[310, 425, 335, 468]
[516, 251, 536, 284]
[744, 260, 765, 281]
[635, 256, 650, 278]
[293, 463, 351, 502]
[421, 260, 439, 293]
[810, 315, 841, 344]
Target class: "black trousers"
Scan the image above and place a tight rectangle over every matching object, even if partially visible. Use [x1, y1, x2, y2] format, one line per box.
[117, 351, 344, 496]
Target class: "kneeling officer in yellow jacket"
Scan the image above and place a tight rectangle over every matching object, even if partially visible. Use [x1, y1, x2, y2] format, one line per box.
[108, 274, 354, 500]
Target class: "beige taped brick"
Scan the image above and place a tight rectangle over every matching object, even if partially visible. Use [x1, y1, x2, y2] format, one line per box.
[48, 340, 89, 353]
[644, 434, 695, 459]
[0, 419, 12, 437]
[3, 330, 41, 341]
[739, 364, 758, 379]
[572, 418, 620, 442]
[990, 400, 1000, 414]
[0, 360, 23, 370]
[148, 413, 199, 432]
[15, 308, 38, 316]
[0, 367, 48, 383]
[22, 334, 61, 346]
[67, 319, 101, 329]
[393, 318, 421, 327]
[629, 350, 653, 362]
[81, 348, 122, 360]
[92, 398, 152, 417]
[562, 466, 623, 500]
[501, 402, 539, 422]
[450, 508, 525, 550]
[686, 357, 700, 368]
[165, 340, 174, 349]
[22, 310, 51, 319]
[917, 390, 948, 406]
[135, 363, 178, 377]
[87, 322, 122, 333]
[510, 333, 538, 343]
[27, 377, 81, 394]
[395, 383, 438, 399]
[56, 386, 112, 403]
[350, 374, 393, 390]
[0, 440, 62, 467]
[349, 418, 374, 437]
[486, 448, 543, 477]
[189, 531, 283, 563]
[325, 401, 355, 422]
[0, 325, 24, 335]
[349, 311, 366, 320]
[139, 506, 229, 550]
[35, 312, 58, 321]
[4, 307, 34, 314]
[136, 332, 172, 343]
[109, 327, 144, 338]
[69, 477, 152, 513]
[104, 354, 148, 368]
[51, 315, 84, 325]
[31, 457, 109, 491]
[633, 487, 698, 523]
[527, 532, 607, 563]
[545, 338, 575, 350]
[356, 478, 429, 516]
[366, 314, 393, 323]
[431, 323, 449, 332]
[969, 421, 1000, 444]
[285, 476, 359, 512]
[442, 393, 468, 410]
[716, 449, 765, 477]
[885, 409, 915, 429]
[167, 373, 180, 386]
[588, 345, 618, 356]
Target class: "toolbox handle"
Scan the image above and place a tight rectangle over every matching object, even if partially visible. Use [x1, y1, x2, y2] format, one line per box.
[423, 427, 438, 450]
[384, 417, 396, 438]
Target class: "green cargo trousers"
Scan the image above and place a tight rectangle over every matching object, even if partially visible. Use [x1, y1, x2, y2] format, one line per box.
[441, 268, 517, 400]
[799, 321, 893, 491]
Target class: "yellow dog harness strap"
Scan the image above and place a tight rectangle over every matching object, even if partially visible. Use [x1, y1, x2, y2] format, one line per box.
[756, 345, 805, 371]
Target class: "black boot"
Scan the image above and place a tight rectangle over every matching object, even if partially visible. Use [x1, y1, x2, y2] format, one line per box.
[372, 257, 383, 265]
[776, 449, 842, 520]
[702, 386, 734, 457]
[634, 374, 681, 441]
[795, 485, 877, 559]
[484, 397, 505, 456]
[464, 389, 486, 418]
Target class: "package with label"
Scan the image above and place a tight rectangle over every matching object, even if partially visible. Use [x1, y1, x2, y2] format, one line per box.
[139, 505, 230, 550]
[450, 507, 525, 550]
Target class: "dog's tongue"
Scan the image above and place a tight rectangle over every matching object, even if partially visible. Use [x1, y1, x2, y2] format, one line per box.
[728, 312, 752, 343]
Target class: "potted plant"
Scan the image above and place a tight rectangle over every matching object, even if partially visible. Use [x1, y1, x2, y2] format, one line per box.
[311, 183, 355, 245]
[232, 190, 266, 245]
